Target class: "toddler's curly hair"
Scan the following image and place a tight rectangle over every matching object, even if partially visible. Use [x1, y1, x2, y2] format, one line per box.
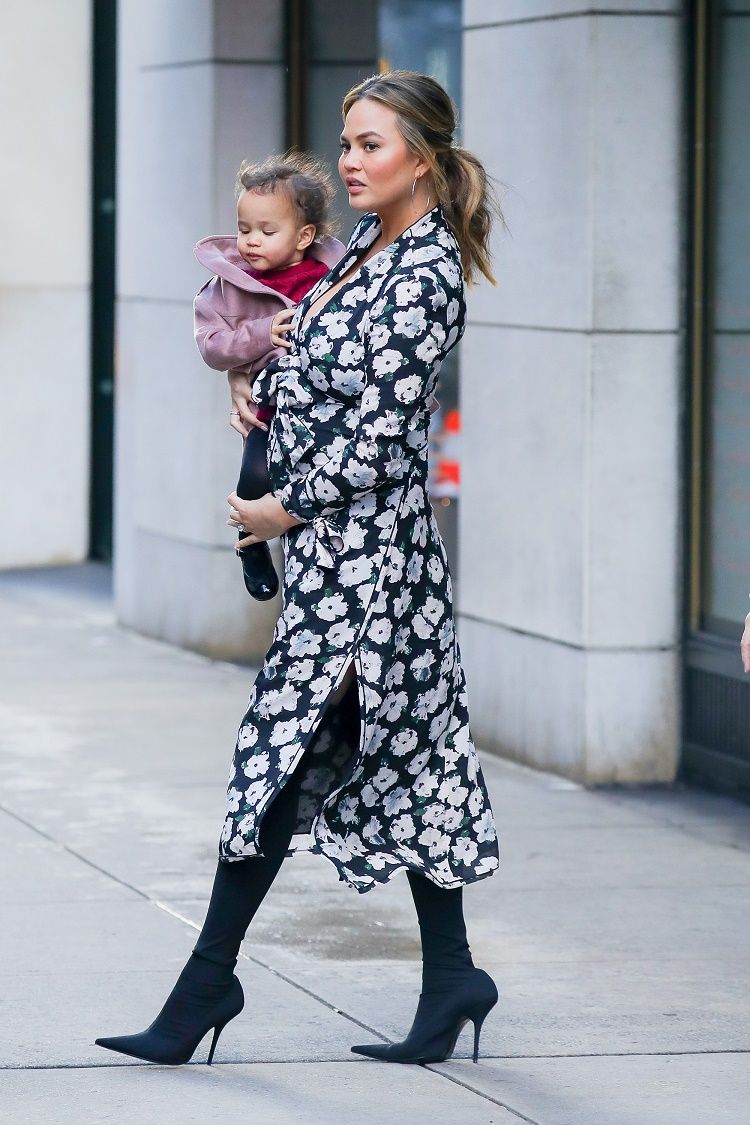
[235, 150, 338, 240]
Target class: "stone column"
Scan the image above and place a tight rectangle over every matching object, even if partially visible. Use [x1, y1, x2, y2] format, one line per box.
[459, 1, 684, 782]
[115, 0, 285, 660]
[0, 0, 92, 568]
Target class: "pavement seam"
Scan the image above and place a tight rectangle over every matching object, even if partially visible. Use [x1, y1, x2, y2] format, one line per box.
[422, 1063, 542, 1124]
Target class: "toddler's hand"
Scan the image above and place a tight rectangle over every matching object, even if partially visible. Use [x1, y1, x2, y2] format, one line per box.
[270, 307, 295, 349]
[228, 370, 267, 438]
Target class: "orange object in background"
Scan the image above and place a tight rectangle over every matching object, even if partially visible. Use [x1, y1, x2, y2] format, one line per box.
[431, 407, 461, 499]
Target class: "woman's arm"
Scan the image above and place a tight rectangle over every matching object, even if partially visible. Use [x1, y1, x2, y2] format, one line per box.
[277, 270, 461, 522]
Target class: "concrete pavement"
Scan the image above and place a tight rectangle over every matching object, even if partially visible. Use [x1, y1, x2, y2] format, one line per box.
[0, 564, 749, 1124]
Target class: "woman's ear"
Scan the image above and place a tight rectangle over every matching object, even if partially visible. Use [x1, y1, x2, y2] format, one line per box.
[297, 224, 317, 252]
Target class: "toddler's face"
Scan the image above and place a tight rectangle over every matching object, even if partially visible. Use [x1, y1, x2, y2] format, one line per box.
[236, 189, 313, 272]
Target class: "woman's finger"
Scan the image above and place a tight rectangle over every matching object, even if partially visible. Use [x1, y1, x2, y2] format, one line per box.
[237, 532, 259, 549]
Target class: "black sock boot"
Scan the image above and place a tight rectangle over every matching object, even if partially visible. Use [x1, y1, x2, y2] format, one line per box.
[351, 872, 498, 1065]
[96, 766, 304, 1065]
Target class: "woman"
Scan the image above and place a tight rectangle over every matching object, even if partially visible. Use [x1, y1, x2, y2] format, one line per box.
[96, 70, 502, 1068]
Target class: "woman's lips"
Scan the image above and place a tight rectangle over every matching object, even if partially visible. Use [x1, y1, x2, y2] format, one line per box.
[347, 180, 366, 193]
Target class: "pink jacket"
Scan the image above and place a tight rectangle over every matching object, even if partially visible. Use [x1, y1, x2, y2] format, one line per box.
[193, 235, 346, 378]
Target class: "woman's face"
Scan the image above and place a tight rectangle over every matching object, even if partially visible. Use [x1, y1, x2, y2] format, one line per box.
[339, 97, 427, 214]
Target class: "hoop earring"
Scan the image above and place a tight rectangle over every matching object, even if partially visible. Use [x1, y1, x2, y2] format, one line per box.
[411, 175, 431, 213]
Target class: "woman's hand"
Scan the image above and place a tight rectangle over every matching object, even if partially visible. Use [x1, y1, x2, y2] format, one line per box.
[228, 370, 266, 438]
[741, 612, 750, 673]
[270, 307, 296, 349]
[227, 491, 303, 547]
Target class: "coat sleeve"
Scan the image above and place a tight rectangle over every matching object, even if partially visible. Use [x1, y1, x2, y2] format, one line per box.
[278, 270, 458, 522]
[193, 283, 284, 376]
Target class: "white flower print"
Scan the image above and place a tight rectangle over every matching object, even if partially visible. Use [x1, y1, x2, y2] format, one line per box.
[412, 767, 437, 796]
[394, 279, 423, 305]
[372, 766, 398, 792]
[359, 384, 381, 415]
[418, 826, 449, 858]
[318, 309, 351, 338]
[360, 649, 382, 681]
[411, 652, 435, 681]
[393, 306, 427, 338]
[257, 683, 301, 717]
[339, 556, 374, 587]
[317, 593, 348, 621]
[287, 658, 316, 683]
[415, 334, 440, 364]
[383, 786, 410, 815]
[391, 814, 416, 842]
[370, 617, 392, 644]
[331, 367, 364, 395]
[299, 568, 325, 593]
[338, 795, 359, 824]
[392, 729, 418, 756]
[476, 810, 496, 842]
[269, 719, 299, 747]
[337, 341, 362, 366]
[326, 621, 355, 648]
[243, 779, 267, 806]
[412, 614, 433, 640]
[219, 208, 499, 893]
[243, 751, 270, 780]
[393, 588, 413, 617]
[360, 783, 379, 808]
[393, 374, 422, 404]
[237, 723, 259, 750]
[381, 690, 408, 722]
[427, 555, 444, 583]
[452, 837, 479, 865]
[288, 630, 322, 658]
[372, 350, 403, 376]
[422, 596, 445, 625]
[406, 553, 424, 584]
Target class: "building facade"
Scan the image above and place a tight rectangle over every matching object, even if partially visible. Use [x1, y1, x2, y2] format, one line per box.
[2, 1, 747, 791]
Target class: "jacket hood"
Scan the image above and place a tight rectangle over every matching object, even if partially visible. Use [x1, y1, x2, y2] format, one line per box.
[194, 234, 345, 295]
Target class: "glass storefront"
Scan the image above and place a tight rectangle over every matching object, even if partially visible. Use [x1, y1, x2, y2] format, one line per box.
[685, 0, 750, 793]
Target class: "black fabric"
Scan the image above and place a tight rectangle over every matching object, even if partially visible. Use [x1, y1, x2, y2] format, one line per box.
[189, 757, 305, 983]
[236, 426, 271, 501]
[189, 677, 360, 984]
[407, 870, 474, 994]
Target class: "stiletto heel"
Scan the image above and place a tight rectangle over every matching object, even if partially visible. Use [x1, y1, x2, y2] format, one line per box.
[352, 968, 498, 1065]
[471, 998, 495, 1063]
[206, 1019, 229, 1066]
[96, 973, 244, 1066]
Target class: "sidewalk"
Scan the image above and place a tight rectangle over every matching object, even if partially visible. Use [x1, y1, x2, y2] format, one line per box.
[0, 565, 748, 1125]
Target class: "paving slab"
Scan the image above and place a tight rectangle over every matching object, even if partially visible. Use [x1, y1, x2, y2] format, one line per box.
[0, 1061, 519, 1125]
[437, 1053, 750, 1125]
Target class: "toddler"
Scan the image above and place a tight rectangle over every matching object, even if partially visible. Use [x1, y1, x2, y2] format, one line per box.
[194, 153, 345, 599]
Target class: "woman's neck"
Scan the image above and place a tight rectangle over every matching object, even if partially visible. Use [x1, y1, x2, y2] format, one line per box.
[374, 198, 436, 248]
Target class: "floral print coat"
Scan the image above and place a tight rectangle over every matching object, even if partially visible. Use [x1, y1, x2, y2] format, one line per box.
[220, 206, 499, 893]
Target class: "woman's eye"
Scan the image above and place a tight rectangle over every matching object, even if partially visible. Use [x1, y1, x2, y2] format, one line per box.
[364, 143, 378, 151]
[339, 142, 349, 151]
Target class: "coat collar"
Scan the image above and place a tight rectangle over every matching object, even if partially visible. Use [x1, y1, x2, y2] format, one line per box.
[194, 234, 345, 295]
